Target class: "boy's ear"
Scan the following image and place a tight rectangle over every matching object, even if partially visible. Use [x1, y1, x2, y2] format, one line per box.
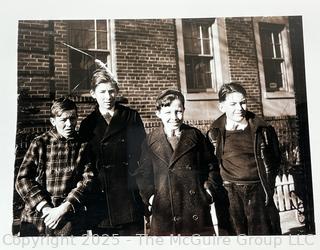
[218, 102, 225, 113]
[155, 110, 161, 119]
[90, 89, 96, 98]
[50, 117, 56, 127]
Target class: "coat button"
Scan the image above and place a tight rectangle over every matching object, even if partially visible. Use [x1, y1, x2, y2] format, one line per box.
[173, 216, 181, 222]
[185, 164, 192, 170]
[192, 214, 199, 221]
[189, 190, 195, 195]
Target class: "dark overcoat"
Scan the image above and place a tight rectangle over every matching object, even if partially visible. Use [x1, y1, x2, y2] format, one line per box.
[137, 124, 219, 236]
[79, 104, 146, 228]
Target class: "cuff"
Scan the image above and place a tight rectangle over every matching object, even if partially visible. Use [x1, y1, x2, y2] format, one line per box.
[36, 200, 52, 212]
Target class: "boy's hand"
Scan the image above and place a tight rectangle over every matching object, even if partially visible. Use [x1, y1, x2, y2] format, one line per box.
[148, 195, 154, 211]
[42, 202, 72, 229]
[41, 206, 52, 217]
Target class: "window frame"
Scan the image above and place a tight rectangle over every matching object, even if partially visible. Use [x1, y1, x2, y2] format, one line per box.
[253, 17, 295, 99]
[176, 18, 230, 101]
[67, 19, 116, 95]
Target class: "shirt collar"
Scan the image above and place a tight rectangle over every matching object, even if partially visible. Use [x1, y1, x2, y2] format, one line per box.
[164, 127, 182, 138]
[49, 129, 77, 141]
[98, 106, 115, 117]
[225, 118, 248, 131]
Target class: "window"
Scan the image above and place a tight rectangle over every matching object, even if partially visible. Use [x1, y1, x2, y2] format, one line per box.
[259, 23, 287, 92]
[68, 20, 112, 92]
[177, 18, 229, 101]
[182, 19, 217, 93]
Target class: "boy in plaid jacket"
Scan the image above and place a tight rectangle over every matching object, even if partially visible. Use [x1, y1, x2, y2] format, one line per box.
[15, 98, 95, 236]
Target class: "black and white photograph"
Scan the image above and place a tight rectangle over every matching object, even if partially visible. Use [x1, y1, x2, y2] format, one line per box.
[1, 0, 319, 249]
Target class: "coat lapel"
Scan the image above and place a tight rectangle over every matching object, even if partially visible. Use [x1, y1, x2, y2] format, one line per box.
[149, 127, 173, 166]
[101, 105, 129, 142]
[169, 125, 197, 168]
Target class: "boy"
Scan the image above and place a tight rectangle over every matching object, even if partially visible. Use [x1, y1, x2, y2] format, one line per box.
[79, 68, 146, 236]
[207, 82, 282, 235]
[15, 98, 94, 236]
[136, 89, 220, 236]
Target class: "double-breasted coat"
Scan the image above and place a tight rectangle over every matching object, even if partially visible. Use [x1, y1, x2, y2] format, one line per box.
[79, 104, 146, 228]
[136, 124, 220, 235]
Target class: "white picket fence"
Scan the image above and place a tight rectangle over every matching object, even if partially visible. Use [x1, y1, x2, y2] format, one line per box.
[273, 174, 303, 212]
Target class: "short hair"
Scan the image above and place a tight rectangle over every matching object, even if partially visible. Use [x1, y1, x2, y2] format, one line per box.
[156, 89, 185, 111]
[218, 82, 247, 102]
[91, 69, 119, 92]
[50, 97, 77, 118]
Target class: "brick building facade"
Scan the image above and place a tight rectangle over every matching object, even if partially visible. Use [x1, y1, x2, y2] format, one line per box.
[14, 16, 314, 233]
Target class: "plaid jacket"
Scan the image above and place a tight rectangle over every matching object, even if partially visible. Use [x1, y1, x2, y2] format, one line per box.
[15, 129, 95, 235]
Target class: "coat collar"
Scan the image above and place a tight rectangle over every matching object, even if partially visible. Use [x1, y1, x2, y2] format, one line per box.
[48, 128, 78, 142]
[211, 111, 268, 133]
[98, 104, 131, 142]
[149, 124, 198, 168]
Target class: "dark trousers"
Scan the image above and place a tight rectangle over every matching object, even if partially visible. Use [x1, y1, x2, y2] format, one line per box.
[92, 220, 144, 236]
[19, 222, 41, 236]
[223, 181, 280, 235]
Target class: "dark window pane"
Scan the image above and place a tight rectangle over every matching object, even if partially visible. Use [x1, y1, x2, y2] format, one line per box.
[69, 28, 94, 49]
[201, 24, 210, 39]
[69, 21, 95, 49]
[190, 23, 200, 38]
[184, 38, 201, 54]
[194, 59, 211, 89]
[69, 51, 93, 91]
[185, 56, 213, 91]
[260, 23, 286, 92]
[182, 19, 215, 92]
[203, 39, 211, 55]
[184, 23, 212, 55]
[86, 31, 95, 49]
[184, 38, 193, 54]
[96, 20, 107, 31]
[260, 30, 274, 58]
[273, 33, 282, 58]
[185, 59, 195, 89]
[97, 31, 108, 49]
[192, 39, 201, 54]
[182, 22, 192, 37]
[68, 20, 110, 92]
[69, 50, 109, 91]
[263, 60, 284, 92]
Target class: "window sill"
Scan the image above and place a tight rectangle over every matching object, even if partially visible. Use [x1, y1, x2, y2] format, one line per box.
[264, 91, 295, 99]
[185, 91, 218, 101]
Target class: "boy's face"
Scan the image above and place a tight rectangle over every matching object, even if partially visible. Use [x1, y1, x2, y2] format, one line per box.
[156, 99, 184, 132]
[50, 110, 77, 139]
[219, 92, 247, 123]
[90, 82, 118, 110]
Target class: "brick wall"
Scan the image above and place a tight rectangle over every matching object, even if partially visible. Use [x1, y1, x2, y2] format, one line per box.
[225, 17, 263, 116]
[17, 21, 52, 128]
[115, 19, 179, 122]
[54, 21, 69, 98]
